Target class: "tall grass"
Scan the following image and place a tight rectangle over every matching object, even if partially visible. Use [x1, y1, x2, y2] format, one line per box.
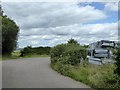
[0, 55, 2, 61]
[51, 62, 120, 89]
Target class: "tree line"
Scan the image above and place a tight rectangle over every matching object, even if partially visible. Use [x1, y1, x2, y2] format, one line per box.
[20, 46, 51, 57]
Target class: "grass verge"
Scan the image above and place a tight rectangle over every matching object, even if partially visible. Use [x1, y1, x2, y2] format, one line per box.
[0, 55, 2, 61]
[2, 50, 50, 60]
[2, 55, 50, 60]
[51, 62, 120, 89]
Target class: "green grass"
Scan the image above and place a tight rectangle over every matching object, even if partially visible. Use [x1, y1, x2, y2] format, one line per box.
[51, 62, 120, 89]
[21, 54, 50, 58]
[2, 50, 50, 60]
[0, 55, 2, 61]
[2, 54, 50, 60]
[70, 64, 118, 88]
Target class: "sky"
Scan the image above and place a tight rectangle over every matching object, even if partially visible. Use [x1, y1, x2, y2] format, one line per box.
[1, 1, 119, 48]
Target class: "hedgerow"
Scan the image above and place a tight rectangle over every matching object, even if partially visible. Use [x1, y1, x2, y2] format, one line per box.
[50, 39, 87, 65]
[20, 46, 51, 57]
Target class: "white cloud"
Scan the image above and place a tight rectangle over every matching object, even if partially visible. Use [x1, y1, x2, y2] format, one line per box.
[2, 0, 119, 2]
[2, 2, 106, 29]
[31, 41, 39, 45]
[2, 2, 118, 48]
[104, 2, 118, 11]
[18, 22, 118, 47]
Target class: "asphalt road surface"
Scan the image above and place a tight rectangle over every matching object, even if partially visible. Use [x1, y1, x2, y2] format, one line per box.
[2, 57, 91, 88]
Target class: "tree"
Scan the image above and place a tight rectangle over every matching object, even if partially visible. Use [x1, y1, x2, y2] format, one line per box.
[20, 46, 32, 57]
[0, 4, 3, 16]
[2, 15, 19, 55]
[0, 5, 2, 55]
[67, 38, 79, 45]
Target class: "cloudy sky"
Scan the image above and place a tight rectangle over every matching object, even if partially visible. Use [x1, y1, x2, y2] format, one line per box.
[2, 2, 119, 48]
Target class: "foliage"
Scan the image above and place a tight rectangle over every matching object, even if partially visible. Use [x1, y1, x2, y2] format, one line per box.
[0, 6, 2, 55]
[50, 39, 87, 65]
[50, 44, 66, 63]
[20, 46, 33, 56]
[67, 38, 79, 45]
[51, 39, 120, 89]
[51, 61, 72, 76]
[2, 15, 19, 55]
[0, 16, 2, 55]
[52, 62, 120, 89]
[114, 48, 120, 76]
[20, 46, 51, 57]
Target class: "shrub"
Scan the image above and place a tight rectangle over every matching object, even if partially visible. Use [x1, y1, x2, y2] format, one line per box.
[50, 44, 66, 63]
[50, 41, 87, 65]
[20, 46, 33, 56]
[115, 48, 120, 76]
[63, 48, 82, 65]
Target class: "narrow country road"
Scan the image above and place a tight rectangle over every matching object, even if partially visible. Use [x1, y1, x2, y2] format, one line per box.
[2, 57, 91, 88]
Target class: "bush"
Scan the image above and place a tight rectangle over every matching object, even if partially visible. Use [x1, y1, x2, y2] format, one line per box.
[115, 48, 120, 76]
[20, 46, 33, 56]
[50, 42, 87, 65]
[64, 48, 82, 65]
[50, 44, 66, 63]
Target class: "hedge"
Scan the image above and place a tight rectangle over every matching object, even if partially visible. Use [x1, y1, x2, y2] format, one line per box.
[20, 46, 51, 57]
[50, 43, 87, 65]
